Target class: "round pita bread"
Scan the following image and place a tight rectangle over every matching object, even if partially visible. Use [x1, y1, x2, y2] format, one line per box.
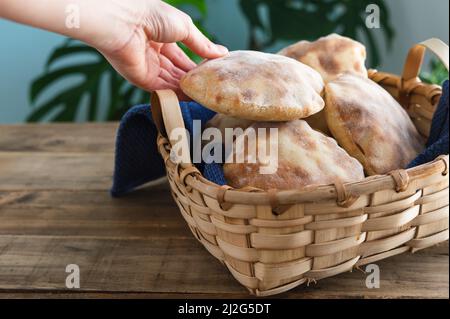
[223, 120, 365, 190]
[304, 110, 331, 136]
[205, 114, 253, 140]
[278, 34, 367, 83]
[324, 74, 425, 175]
[180, 51, 325, 121]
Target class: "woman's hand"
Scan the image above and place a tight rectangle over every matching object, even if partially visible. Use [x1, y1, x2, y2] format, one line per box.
[90, 0, 228, 98]
[0, 0, 228, 98]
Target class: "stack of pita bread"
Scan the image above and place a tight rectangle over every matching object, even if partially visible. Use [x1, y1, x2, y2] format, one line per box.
[180, 33, 424, 191]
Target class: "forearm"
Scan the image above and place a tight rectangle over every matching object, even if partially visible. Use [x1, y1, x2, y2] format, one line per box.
[0, 0, 144, 49]
[0, 0, 226, 94]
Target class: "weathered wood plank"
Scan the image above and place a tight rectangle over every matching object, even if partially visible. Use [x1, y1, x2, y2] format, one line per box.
[0, 152, 114, 191]
[0, 234, 447, 298]
[0, 187, 189, 238]
[0, 291, 257, 299]
[0, 123, 448, 298]
[0, 123, 118, 153]
[0, 186, 447, 298]
[0, 234, 243, 293]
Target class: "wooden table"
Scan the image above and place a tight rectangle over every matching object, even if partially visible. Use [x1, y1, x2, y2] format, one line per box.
[0, 123, 448, 299]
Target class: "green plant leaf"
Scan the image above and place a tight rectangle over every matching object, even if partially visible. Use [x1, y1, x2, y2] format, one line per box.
[46, 44, 100, 69]
[87, 83, 99, 121]
[420, 59, 449, 85]
[239, 0, 395, 67]
[28, 0, 210, 123]
[360, 25, 380, 67]
[29, 0, 395, 123]
[27, 84, 84, 122]
[30, 62, 106, 102]
[52, 96, 81, 122]
[28, 42, 109, 122]
[166, 0, 207, 15]
[239, 0, 265, 30]
[376, 0, 395, 49]
[269, 4, 336, 41]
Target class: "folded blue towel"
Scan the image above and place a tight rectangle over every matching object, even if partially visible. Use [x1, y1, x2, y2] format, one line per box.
[111, 102, 225, 197]
[111, 81, 448, 197]
[407, 80, 449, 168]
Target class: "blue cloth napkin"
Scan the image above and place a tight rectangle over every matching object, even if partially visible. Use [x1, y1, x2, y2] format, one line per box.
[111, 81, 448, 197]
[111, 102, 226, 197]
[408, 80, 449, 168]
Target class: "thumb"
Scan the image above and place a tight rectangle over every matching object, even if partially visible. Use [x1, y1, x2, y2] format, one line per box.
[182, 20, 228, 59]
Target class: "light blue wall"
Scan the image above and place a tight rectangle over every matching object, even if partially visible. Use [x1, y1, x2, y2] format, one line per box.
[0, 0, 448, 123]
[0, 20, 67, 123]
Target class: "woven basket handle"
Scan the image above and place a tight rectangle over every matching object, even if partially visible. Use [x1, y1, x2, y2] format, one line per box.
[151, 90, 192, 166]
[401, 38, 449, 83]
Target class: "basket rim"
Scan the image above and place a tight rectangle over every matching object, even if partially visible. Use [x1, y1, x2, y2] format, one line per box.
[156, 70, 449, 207]
[158, 134, 448, 206]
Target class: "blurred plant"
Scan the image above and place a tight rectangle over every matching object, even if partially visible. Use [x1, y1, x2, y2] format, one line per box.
[240, 0, 394, 67]
[420, 59, 448, 85]
[28, 0, 207, 122]
[29, 0, 395, 122]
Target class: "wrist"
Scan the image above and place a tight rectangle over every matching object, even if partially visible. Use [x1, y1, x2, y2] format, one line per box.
[68, 0, 145, 51]
[80, 0, 169, 54]
[0, 0, 153, 52]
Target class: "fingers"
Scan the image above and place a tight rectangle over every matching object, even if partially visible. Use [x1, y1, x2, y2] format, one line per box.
[159, 68, 179, 87]
[141, 75, 188, 101]
[143, 76, 178, 92]
[144, 1, 227, 60]
[182, 19, 228, 59]
[144, 58, 184, 93]
[160, 43, 196, 71]
[159, 53, 186, 79]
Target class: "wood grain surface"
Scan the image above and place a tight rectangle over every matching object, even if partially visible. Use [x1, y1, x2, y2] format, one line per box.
[0, 123, 448, 299]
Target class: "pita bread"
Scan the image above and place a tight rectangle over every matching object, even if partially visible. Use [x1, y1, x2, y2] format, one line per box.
[304, 110, 331, 135]
[278, 34, 367, 83]
[180, 51, 325, 121]
[205, 114, 253, 139]
[223, 120, 365, 190]
[325, 74, 425, 175]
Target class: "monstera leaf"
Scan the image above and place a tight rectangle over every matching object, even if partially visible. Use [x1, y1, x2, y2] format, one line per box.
[29, 40, 134, 122]
[421, 59, 449, 85]
[239, 0, 394, 67]
[168, 0, 206, 14]
[28, 0, 208, 122]
[29, 0, 394, 122]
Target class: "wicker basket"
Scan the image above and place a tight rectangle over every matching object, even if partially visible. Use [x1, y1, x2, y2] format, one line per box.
[151, 39, 449, 296]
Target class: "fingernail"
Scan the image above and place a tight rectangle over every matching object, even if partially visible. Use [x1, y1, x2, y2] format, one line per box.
[215, 45, 229, 55]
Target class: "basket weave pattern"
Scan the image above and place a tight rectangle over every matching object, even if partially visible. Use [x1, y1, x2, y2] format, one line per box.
[152, 39, 449, 296]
